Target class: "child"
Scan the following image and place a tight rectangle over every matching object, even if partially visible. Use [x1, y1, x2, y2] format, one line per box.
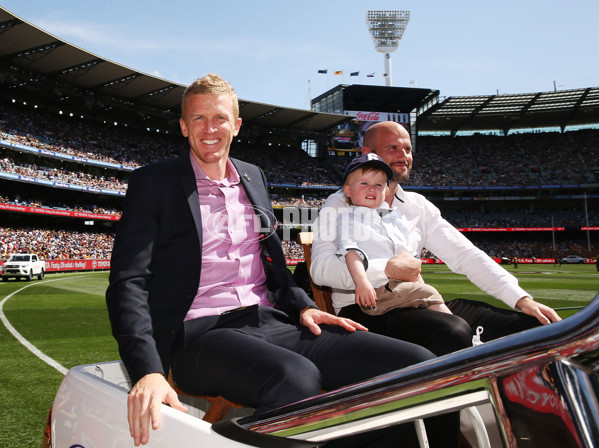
[335, 153, 452, 315]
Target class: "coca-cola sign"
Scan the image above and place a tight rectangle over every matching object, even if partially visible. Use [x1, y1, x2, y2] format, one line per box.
[345, 110, 409, 124]
[355, 111, 380, 121]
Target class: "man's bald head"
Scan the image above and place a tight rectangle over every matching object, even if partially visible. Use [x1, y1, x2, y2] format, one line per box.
[362, 121, 413, 183]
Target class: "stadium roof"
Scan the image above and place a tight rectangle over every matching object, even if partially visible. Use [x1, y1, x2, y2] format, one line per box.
[312, 84, 439, 114]
[417, 88, 599, 135]
[0, 7, 352, 134]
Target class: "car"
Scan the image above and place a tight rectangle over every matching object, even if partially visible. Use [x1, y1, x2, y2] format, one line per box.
[561, 255, 588, 264]
[1, 253, 45, 281]
[43, 294, 599, 448]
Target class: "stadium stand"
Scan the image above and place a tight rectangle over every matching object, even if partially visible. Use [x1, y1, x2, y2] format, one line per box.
[2, 102, 598, 262]
[0, 6, 597, 265]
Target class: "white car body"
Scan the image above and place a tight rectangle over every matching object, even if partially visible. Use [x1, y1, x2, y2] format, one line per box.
[45, 294, 599, 448]
[48, 362, 253, 448]
[561, 255, 589, 264]
[1, 253, 45, 281]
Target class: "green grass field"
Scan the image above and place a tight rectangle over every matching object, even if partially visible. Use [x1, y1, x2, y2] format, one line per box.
[0, 266, 597, 447]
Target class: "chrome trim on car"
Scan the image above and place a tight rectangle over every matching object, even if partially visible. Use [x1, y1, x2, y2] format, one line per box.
[214, 293, 599, 447]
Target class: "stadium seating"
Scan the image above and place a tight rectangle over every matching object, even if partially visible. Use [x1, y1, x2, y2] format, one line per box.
[0, 100, 597, 261]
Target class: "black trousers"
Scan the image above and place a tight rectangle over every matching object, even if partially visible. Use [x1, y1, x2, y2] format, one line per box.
[171, 305, 460, 447]
[171, 306, 433, 411]
[447, 298, 541, 341]
[339, 298, 541, 356]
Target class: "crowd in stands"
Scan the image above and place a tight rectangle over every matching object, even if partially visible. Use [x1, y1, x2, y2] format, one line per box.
[4, 100, 598, 189]
[1, 101, 598, 263]
[3, 186, 595, 230]
[410, 131, 598, 187]
[281, 240, 306, 260]
[6, 181, 595, 231]
[0, 226, 310, 262]
[1, 107, 598, 189]
[0, 223, 595, 262]
[0, 226, 113, 260]
[0, 193, 121, 216]
[3, 126, 599, 191]
[271, 195, 326, 208]
[468, 238, 593, 260]
[0, 152, 128, 192]
[1, 102, 340, 186]
[443, 208, 599, 229]
[232, 142, 338, 186]
[0, 102, 181, 168]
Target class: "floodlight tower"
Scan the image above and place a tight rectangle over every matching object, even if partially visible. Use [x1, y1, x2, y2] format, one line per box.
[366, 10, 410, 87]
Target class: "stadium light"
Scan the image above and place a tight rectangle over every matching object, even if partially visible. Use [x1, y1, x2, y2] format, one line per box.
[366, 10, 410, 87]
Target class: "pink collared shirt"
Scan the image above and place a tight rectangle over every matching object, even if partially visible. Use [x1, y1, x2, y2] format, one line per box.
[184, 154, 272, 321]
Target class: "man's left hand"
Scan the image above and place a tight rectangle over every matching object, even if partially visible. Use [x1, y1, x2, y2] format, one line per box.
[299, 307, 368, 336]
[516, 296, 562, 325]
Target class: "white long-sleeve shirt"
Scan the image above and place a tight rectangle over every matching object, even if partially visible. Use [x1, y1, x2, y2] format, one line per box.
[311, 187, 530, 314]
[335, 205, 411, 288]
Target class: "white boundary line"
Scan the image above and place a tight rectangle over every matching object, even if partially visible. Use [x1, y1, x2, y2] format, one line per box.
[0, 274, 103, 376]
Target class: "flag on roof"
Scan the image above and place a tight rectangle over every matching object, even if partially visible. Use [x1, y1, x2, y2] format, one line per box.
[350, 71, 359, 76]
[334, 70, 343, 75]
[317, 69, 327, 74]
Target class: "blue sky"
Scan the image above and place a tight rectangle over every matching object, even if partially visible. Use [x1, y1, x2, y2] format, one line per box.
[3, 1, 598, 110]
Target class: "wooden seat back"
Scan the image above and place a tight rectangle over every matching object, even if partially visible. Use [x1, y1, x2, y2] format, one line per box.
[297, 232, 334, 315]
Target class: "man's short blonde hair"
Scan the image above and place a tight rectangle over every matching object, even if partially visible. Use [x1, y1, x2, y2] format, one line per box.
[181, 73, 239, 119]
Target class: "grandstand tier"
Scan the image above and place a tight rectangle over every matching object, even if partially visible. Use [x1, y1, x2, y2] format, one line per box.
[0, 6, 597, 264]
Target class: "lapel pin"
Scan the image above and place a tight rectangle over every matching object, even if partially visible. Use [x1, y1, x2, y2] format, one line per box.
[243, 173, 251, 181]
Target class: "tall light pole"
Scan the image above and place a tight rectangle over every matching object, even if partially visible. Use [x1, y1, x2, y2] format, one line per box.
[366, 10, 410, 87]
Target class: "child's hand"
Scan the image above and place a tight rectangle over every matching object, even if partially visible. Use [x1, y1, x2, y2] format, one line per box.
[355, 282, 377, 310]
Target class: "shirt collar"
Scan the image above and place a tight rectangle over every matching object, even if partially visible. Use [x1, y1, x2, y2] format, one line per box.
[393, 183, 406, 204]
[189, 152, 240, 186]
[349, 205, 386, 221]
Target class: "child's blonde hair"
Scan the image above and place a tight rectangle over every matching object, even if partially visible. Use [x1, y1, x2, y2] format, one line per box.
[343, 166, 389, 205]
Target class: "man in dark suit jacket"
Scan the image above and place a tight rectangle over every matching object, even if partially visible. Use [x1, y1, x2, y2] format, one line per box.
[106, 73, 441, 447]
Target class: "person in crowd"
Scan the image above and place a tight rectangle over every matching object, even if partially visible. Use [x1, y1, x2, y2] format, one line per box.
[106, 75, 455, 447]
[311, 121, 561, 356]
[336, 153, 451, 316]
